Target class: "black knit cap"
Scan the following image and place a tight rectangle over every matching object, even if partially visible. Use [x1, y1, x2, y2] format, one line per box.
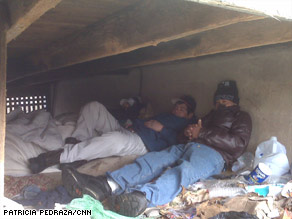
[214, 80, 239, 104]
[173, 95, 196, 113]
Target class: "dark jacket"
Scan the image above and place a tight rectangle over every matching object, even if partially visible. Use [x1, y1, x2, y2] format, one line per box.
[132, 113, 190, 152]
[197, 105, 252, 167]
[178, 105, 252, 167]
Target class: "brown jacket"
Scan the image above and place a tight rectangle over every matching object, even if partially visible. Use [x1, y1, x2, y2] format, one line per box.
[180, 105, 252, 167]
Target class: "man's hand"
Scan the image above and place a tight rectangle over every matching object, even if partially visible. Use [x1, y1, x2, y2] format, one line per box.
[144, 120, 164, 132]
[184, 119, 202, 140]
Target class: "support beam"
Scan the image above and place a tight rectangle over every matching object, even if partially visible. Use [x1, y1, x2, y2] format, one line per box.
[6, 0, 62, 43]
[8, 0, 262, 81]
[7, 18, 292, 88]
[188, 0, 292, 20]
[0, 21, 7, 212]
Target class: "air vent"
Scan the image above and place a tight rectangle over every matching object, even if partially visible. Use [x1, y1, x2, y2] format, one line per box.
[6, 95, 47, 114]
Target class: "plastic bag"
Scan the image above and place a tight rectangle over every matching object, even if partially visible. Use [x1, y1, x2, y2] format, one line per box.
[188, 179, 244, 191]
[189, 179, 247, 198]
[66, 195, 139, 219]
[232, 152, 254, 172]
[253, 137, 290, 176]
[208, 187, 247, 198]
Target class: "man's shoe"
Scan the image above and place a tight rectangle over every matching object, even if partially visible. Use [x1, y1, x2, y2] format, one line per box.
[62, 167, 112, 201]
[28, 149, 63, 174]
[65, 137, 81, 144]
[107, 191, 148, 217]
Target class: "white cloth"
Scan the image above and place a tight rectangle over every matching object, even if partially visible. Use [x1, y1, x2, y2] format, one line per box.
[60, 101, 147, 163]
[5, 108, 66, 176]
[6, 108, 64, 150]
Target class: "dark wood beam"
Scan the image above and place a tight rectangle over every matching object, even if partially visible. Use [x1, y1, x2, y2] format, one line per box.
[8, 0, 262, 81]
[0, 16, 7, 198]
[7, 18, 292, 88]
[0, 2, 9, 27]
[6, 0, 62, 43]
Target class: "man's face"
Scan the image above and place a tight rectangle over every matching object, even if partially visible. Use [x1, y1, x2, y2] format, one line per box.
[122, 102, 131, 110]
[172, 103, 190, 118]
[215, 99, 236, 109]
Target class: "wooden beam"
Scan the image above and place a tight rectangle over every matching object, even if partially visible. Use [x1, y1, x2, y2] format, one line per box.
[187, 0, 292, 20]
[0, 21, 7, 209]
[6, 0, 62, 43]
[105, 18, 292, 68]
[0, 3, 9, 27]
[8, 0, 262, 80]
[7, 18, 292, 87]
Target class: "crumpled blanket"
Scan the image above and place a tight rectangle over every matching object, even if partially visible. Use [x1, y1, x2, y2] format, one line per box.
[6, 107, 63, 150]
[5, 108, 75, 176]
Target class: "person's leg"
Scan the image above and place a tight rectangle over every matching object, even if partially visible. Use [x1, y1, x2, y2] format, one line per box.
[107, 144, 185, 192]
[132, 143, 225, 206]
[29, 101, 122, 174]
[61, 144, 185, 205]
[60, 129, 147, 163]
[29, 149, 64, 174]
[71, 101, 121, 141]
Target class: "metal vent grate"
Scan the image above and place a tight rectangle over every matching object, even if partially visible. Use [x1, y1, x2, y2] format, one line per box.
[6, 95, 47, 114]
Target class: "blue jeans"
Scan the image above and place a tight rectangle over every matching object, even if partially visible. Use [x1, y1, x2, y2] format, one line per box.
[107, 143, 224, 206]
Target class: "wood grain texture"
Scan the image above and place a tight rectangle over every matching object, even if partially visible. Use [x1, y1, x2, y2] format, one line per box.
[8, 18, 292, 87]
[0, 22, 7, 199]
[9, 0, 261, 79]
[6, 0, 62, 43]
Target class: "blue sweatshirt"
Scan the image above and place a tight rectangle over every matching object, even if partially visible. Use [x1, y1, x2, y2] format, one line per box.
[132, 113, 189, 152]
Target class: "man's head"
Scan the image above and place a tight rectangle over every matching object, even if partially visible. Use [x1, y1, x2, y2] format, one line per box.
[120, 98, 135, 109]
[171, 95, 196, 119]
[120, 97, 143, 110]
[214, 80, 239, 108]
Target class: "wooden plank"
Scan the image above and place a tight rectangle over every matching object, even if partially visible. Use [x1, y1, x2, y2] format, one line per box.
[187, 0, 292, 20]
[6, 0, 62, 43]
[7, 18, 292, 87]
[8, 0, 262, 80]
[104, 18, 292, 69]
[0, 21, 7, 207]
[0, 3, 9, 27]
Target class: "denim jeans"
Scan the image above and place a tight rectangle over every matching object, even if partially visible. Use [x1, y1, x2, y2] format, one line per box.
[108, 143, 224, 206]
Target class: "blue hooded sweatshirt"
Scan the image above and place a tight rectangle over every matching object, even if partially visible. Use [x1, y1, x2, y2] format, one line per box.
[132, 113, 189, 152]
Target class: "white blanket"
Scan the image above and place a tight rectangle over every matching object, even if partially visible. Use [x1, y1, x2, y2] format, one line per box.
[5, 109, 76, 176]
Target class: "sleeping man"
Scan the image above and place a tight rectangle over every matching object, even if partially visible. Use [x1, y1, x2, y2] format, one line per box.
[62, 80, 252, 217]
[28, 95, 197, 174]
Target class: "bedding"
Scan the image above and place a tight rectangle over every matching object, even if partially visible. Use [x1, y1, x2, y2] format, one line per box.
[5, 108, 76, 176]
[4, 108, 138, 177]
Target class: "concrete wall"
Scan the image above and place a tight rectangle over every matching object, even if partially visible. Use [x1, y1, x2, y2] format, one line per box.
[140, 43, 292, 160]
[53, 43, 292, 160]
[53, 70, 142, 116]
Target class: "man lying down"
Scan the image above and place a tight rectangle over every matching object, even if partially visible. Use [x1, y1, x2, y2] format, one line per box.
[62, 80, 252, 217]
[28, 95, 197, 174]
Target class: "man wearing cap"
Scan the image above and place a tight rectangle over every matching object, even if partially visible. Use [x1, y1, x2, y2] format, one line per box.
[110, 97, 145, 126]
[62, 80, 252, 217]
[28, 95, 196, 174]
